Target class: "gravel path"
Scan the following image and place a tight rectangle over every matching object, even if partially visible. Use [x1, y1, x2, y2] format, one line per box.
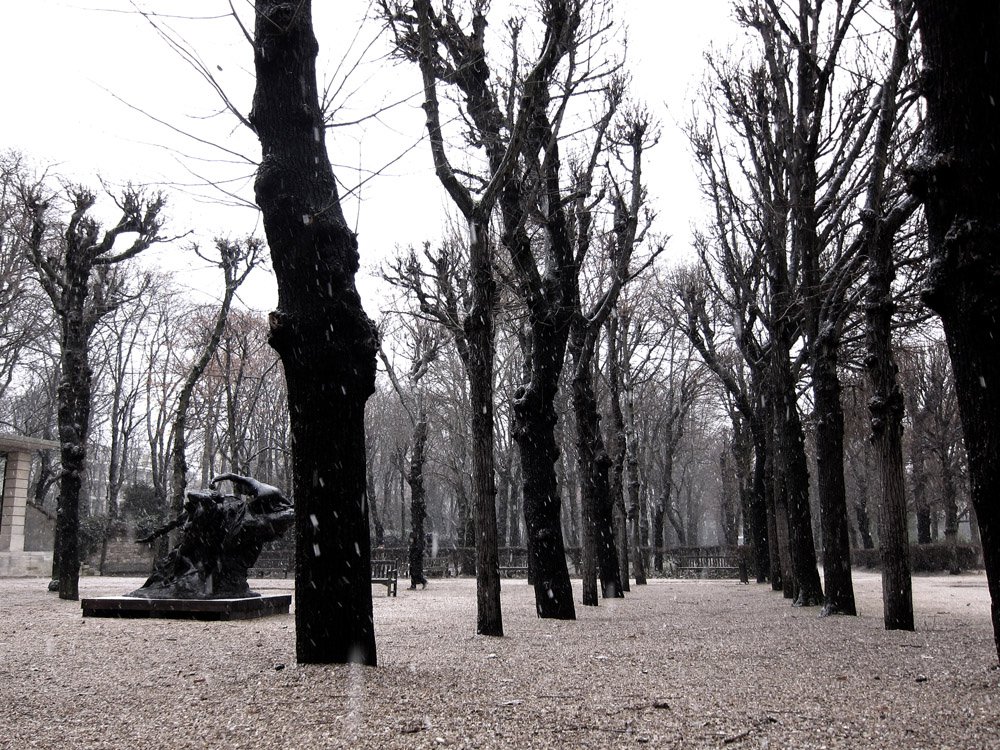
[1, 570, 996, 749]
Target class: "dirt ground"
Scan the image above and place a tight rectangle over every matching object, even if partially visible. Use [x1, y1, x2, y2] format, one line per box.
[0, 570, 996, 749]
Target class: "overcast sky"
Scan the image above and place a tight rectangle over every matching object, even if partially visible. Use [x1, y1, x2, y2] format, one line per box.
[1, 0, 740, 315]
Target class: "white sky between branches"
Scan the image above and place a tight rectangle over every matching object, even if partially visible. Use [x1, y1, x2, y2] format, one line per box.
[0, 1, 739, 318]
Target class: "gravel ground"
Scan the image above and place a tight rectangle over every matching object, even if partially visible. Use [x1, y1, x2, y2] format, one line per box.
[0, 570, 997, 749]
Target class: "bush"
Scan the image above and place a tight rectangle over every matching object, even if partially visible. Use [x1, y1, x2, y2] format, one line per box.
[121, 482, 168, 539]
[79, 514, 113, 560]
[851, 543, 982, 573]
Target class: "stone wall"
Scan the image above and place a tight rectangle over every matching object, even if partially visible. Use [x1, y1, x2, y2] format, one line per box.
[24, 503, 54, 552]
[84, 535, 156, 576]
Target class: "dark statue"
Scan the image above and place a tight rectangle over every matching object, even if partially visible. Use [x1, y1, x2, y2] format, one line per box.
[129, 473, 293, 600]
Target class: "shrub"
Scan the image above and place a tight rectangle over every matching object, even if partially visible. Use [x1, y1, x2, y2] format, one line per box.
[851, 543, 981, 573]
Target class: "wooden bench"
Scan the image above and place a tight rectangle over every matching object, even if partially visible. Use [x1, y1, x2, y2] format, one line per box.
[424, 559, 450, 577]
[249, 549, 294, 579]
[371, 559, 398, 597]
[672, 551, 740, 579]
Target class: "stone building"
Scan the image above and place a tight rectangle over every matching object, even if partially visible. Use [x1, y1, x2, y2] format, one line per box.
[0, 434, 57, 576]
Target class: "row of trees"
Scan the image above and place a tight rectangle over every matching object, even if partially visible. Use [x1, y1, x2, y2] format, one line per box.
[1, 0, 996, 665]
[0, 159, 972, 582]
[366, 0, 996, 663]
[0, 153, 288, 587]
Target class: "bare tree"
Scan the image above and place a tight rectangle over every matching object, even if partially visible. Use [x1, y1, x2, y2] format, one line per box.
[910, 0, 1000, 661]
[0, 153, 54, 403]
[210, 310, 287, 486]
[169, 237, 263, 524]
[25, 184, 166, 600]
[568, 103, 657, 604]
[89, 275, 166, 571]
[379, 319, 441, 588]
[252, 0, 380, 664]
[382, 0, 585, 626]
[861, 0, 920, 631]
[904, 342, 966, 573]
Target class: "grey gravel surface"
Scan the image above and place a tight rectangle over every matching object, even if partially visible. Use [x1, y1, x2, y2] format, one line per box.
[1, 570, 997, 749]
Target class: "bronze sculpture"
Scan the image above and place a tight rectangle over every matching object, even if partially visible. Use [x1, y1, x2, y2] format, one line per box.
[129, 473, 293, 600]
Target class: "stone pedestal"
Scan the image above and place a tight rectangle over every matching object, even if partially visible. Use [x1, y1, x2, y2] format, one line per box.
[81, 594, 292, 621]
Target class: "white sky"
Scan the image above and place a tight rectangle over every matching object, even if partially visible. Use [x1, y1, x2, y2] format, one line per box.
[0, 0, 740, 316]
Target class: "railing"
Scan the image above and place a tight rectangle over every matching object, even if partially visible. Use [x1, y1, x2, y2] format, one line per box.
[243, 543, 752, 581]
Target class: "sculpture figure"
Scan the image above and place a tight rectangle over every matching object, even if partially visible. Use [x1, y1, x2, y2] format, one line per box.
[129, 473, 293, 600]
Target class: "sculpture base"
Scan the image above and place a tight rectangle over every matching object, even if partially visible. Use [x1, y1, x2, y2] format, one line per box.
[81, 594, 291, 621]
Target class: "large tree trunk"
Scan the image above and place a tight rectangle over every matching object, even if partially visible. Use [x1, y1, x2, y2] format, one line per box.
[812, 334, 856, 616]
[866, 228, 914, 632]
[252, 0, 378, 665]
[864, 0, 916, 634]
[514, 369, 575, 619]
[53, 323, 91, 600]
[769, 341, 824, 606]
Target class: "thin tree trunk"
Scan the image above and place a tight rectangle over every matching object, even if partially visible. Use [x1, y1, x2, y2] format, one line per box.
[866, 230, 914, 631]
[749, 423, 770, 583]
[467, 218, 503, 635]
[864, 0, 915, 633]
[606, 351, 632, 589]
[941, 450, 960, 575]
[170, 243, 251, 525]
[651, 504, 665, 573]
[763, 411, 782, 592]
[616, 343, 646, 585]
[407, 407, 428, 588]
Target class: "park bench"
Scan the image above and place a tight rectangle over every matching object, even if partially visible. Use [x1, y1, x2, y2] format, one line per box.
[424, 559, 450, 577]
[498, 548, 528, 579]
[670, 548, 742, 579]
[249, 549, 294, 578]
[371, 559, 398, 597]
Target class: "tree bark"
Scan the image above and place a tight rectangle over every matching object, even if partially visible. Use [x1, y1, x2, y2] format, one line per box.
[514, 359, 575, 618]
[251, 0, 378, 665]
[54, 328, 90, 600]
[812, 333, 856, 616]
[607, 316, 638, 586]
[467, 218, 503, 635]
[914, 0, 1000, 656]
[769, 331, 824, 606]
[570, 350, 623, 602]
[864, 0, 916, 633]
[407, 407, 429, 588]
